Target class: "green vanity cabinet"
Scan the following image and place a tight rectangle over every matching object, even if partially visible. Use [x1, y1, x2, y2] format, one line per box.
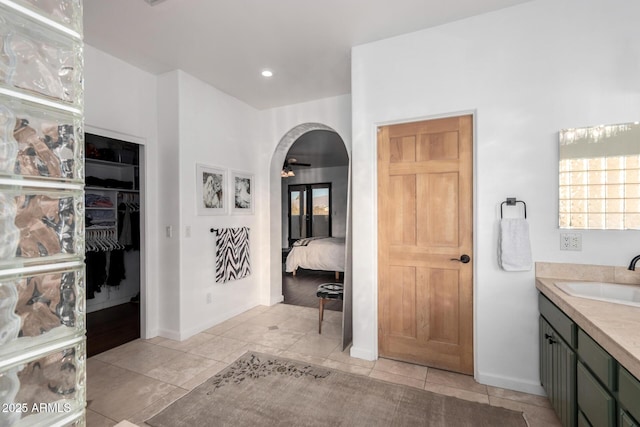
[620, 410, 640, 427]
[576, 329, 617, 427]
[578, 410, 591, 427]
[539, 292, 640, 427]
[577, 360, 616, 427]
[578, 329, 617, 390]
[619, 367, 640, 424]
[539, 293, 577, 347]
[539, 294, 577, 427]
[540, 317, 577, 426]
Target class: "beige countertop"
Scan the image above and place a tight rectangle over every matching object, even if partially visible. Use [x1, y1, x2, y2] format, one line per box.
[536, 274, 640, 380]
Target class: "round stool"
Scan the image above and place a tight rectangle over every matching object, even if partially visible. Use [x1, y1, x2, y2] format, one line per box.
[316, 283, 344, 334]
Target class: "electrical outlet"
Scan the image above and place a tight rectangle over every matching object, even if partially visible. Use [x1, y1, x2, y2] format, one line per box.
[185, 225, 191, 238]
[560, 232, 582, 251]
[206, 293, 212, 304]
[165, 226, 172, 238]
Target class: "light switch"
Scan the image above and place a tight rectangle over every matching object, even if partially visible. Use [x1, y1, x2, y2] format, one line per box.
[166, 226, 172, 238]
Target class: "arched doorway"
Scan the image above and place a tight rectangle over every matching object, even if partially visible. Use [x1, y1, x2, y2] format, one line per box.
[268, 123, 352, 347]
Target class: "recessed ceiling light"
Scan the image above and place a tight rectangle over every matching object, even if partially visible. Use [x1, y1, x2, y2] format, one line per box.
[261, 70, 273, 77]
[144, 0, 168, 5]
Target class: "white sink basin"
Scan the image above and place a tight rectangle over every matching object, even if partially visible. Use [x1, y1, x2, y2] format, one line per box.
[555, 281, 640, 307]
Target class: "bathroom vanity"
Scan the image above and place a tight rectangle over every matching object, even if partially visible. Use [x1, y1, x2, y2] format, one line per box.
[536, 263, 640, 427]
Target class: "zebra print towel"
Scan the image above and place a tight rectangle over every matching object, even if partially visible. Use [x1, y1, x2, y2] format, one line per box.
[215, 227, 251, 283]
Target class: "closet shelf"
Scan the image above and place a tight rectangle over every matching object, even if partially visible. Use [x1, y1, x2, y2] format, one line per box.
[85, 186, 138, 193]
[85, 158, 136, 168]
[86, 225, 116, 230]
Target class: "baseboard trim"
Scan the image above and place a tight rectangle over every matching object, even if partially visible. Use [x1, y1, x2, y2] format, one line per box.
[157, 328, 181, 341]
[349, 345, 376, 361]
[270, 294, 284, 305]
[143, 329, 158, 340]
[179, 300, 261, 340]
[476, 372, 546, 396]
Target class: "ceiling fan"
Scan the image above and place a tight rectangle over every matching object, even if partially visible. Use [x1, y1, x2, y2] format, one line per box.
[281, 158, 311, 178]
[286, 158, 311, 167]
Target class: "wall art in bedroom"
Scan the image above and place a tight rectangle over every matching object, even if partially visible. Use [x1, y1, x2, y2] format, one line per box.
[231, 170, 254, 214]
[196, 164, 227, 215]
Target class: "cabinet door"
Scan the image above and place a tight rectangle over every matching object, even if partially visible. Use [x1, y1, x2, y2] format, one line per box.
[577, 410, 591, 427]
[578, 328, 616, 391]
[540, 316, 576, 427]
[540, 317, 554, 396]
[619, 367, 640, 423]
[621, 409, 640, 427]
[577, 361, 615, 427]
[539, 293, 577, 347]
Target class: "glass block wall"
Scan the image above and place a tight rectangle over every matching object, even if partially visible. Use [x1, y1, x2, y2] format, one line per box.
[0, 1, 85, 425]
[559, 123, 640, 230]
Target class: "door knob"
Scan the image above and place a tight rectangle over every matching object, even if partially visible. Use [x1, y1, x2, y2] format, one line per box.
[450, 254, 471, 263]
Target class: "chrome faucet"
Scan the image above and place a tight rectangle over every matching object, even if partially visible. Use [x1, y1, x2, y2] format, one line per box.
[628, 254, 640, 271]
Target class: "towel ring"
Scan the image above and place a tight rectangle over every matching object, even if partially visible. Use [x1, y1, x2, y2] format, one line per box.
[500, 198, 527, 219]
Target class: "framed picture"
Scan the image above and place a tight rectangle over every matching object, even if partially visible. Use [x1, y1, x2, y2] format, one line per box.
[196, 164, 227, 215]
[231, 170, 254, 214]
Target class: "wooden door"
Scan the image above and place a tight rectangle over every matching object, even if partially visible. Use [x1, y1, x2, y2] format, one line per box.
[377, 115, 473, 374]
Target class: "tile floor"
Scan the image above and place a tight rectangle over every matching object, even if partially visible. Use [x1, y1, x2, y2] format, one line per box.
[86, 303, 561, 427]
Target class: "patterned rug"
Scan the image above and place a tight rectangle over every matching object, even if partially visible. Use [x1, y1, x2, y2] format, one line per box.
[146, 352, 527, 427]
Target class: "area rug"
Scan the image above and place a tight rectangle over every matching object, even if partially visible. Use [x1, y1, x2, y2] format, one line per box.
[146, 352, 527, 427]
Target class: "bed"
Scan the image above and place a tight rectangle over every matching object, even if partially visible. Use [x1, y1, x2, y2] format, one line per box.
[285, 237, 345, 278]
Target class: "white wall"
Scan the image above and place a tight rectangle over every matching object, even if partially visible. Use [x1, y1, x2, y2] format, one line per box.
[176, 71, 263, 338]
[280, 166, 349, 247]
[258, 95, 352, 305]
[156, 71, 182, 338]
[85, 51, 265, 339]
[351, 0, 640, 394]
[84, 45, 160, 338]
[84, 46, 352, 341]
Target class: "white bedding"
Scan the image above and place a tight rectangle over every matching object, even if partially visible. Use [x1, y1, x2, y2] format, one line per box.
[285, 237, 345, 273]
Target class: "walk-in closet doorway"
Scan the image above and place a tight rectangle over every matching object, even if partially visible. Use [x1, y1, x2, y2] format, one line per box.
[84, 126, 147, 357]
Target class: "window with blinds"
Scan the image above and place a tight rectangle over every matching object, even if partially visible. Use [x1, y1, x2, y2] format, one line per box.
[559, 123, 640, 230]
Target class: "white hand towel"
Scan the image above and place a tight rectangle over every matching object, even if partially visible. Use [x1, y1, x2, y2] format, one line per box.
[498, 218, 532, 271]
